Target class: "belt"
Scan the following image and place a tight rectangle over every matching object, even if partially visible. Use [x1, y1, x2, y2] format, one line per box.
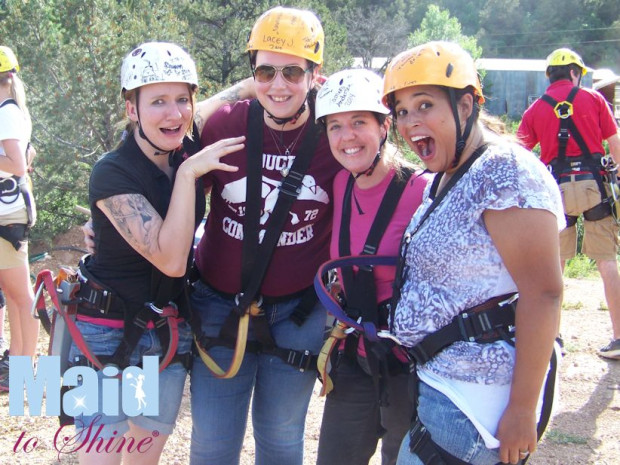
[558, 173, 596, 183]
[203, 279, 312, 305]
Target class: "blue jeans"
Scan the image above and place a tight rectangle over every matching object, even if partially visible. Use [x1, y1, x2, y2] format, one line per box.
[189, 281, 327, 465]
[397, 382, 501, 465]
[67, 320, 192, 437]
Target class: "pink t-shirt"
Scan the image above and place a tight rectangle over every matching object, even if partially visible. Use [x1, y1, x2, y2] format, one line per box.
[330, 165, 430, 303]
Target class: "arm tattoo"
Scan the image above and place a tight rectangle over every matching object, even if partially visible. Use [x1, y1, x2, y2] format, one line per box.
[219, 85, 242, 103]
[102, 194, 162, 255]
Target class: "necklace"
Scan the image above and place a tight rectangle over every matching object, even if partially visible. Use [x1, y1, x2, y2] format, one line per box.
[267, 119, 308, 155]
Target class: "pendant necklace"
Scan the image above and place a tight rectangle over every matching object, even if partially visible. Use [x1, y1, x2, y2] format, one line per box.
[267, 120, 308, 176]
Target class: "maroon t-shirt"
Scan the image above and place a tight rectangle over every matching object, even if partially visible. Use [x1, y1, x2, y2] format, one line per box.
[195, 100, 340, 297]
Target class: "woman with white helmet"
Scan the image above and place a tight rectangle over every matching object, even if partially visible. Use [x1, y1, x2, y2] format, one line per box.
[383, 42, 564, 465]
[189, 7, 341, 465]
[314, 68, 429, 465]
[0, 45, 38, 392]
[68, 42, 243, 464]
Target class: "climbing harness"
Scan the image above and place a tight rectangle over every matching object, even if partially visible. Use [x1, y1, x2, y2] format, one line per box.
[314, 168, 416, 400]
[192, 99, 321, 378]
[541, 87, 613, 224]
[0, 98, 36, 250]
[33, 256, 190, 374]
[390, 144, 557, 464]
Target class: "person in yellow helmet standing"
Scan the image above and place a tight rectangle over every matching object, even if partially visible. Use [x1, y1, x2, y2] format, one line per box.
[518, 48, 620, 361]
[383, 41, 564, 465]
[188, 7, 340, 465]
[0, 45, 39, 392]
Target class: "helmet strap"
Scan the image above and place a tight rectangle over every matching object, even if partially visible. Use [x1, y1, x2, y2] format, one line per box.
[448, 88, 478, 168]
[135, 90, 173, 156]
[355, 151, 382, 179]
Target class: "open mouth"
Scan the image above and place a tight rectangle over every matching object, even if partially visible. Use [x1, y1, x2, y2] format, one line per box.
[161, 126, 182, 135]
[411, 135, 434, 159]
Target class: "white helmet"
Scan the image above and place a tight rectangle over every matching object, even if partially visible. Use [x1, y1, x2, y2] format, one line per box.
[120, 42, 198, 93]
[315, 68, 390, 122]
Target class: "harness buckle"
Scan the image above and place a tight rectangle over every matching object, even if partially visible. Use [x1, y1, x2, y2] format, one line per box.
[145, 301, 177, 315]
[408, 418, 430, 454]
[557, 128, 570, 143]
[290, 349, 313, 372]
[279, 170, 303, 197]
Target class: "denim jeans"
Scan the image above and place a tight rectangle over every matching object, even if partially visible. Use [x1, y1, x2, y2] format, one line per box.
[189, 281, 327, 465]
[396, 382, 501, 465]
[317, 355, 414, 465]
[67, 320, 192, 437]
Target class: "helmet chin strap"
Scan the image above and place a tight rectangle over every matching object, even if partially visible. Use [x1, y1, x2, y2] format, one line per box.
[354, 133, 387, 179]
[135, 90, 173, 156]
[263, 99, 307, 126]
[448, 88, 478, 169]
[138, 123, 173, 156]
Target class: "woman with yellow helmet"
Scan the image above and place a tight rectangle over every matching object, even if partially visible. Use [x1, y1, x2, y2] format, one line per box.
[383, 42, 564, 465]
[0, 45, 38, 392]
[189, 7, 340, 465]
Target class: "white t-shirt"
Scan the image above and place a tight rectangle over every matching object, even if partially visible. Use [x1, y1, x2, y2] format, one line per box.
[0, 99, 31, 215]
[393, 142, 565, 447]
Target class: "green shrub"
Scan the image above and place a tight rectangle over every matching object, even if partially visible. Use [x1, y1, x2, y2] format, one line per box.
[564, 254, 598, 279]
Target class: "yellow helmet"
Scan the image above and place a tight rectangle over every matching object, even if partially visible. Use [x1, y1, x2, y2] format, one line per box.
[246, 7, 324, 65]
[0, 46, 20, 73]
[382, 41, 484, 108]
[545, 48, 587, 76]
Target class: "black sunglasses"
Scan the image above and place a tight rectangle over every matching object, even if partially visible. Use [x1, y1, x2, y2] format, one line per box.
[253, 64, 311, 84]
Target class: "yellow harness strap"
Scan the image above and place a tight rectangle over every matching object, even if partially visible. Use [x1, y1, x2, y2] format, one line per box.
[317, 321, 348, 396]
[194, 300, 261, 379]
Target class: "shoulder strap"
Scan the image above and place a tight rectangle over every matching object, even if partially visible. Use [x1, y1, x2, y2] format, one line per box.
[391, 146, 487, 318]
[339, 167, 415, 323]
[238, 102, 320, 312]
[541, 87, 591, 160]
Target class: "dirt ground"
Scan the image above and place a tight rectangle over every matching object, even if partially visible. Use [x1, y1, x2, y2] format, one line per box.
[0, 226, 618, 464]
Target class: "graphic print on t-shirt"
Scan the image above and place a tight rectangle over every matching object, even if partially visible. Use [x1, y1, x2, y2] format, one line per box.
[220, 152, 329, 246]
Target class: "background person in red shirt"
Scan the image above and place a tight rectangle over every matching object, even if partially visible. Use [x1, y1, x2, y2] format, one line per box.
[518, 48, 620, 360]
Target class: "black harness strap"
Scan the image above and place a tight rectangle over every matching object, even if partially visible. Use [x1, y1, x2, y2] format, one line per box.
[541, 88, 610, 218]
[337, 168, 415, 404]
[0, 98, 36, 247]
[407, 294, 518, 365]
[199, 100, 321, 371]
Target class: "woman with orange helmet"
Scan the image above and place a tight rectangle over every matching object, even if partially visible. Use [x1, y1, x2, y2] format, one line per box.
[189, 7, 340, 465]
[0, 45, 38, 392]
[383, 42, 564, 465]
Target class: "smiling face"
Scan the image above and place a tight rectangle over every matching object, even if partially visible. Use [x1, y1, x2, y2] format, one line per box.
[254, 50, 316, 126]
[126, 81, 193, 154]
[325, 111, 387, 176]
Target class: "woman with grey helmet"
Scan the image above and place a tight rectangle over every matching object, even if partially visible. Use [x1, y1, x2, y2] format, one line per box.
[68, 42, 243, 464]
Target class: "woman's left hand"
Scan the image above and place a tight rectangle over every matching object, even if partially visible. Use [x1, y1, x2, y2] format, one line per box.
[496, 404, 537, 464]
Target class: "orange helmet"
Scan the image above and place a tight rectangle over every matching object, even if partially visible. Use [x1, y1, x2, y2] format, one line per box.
[246, 7, 324, 65]
[382, 41, 484, 107]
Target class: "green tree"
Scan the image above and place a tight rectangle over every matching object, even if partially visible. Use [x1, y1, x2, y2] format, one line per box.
[408, 5, 482, 59]
[0, 0, 188, 244]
